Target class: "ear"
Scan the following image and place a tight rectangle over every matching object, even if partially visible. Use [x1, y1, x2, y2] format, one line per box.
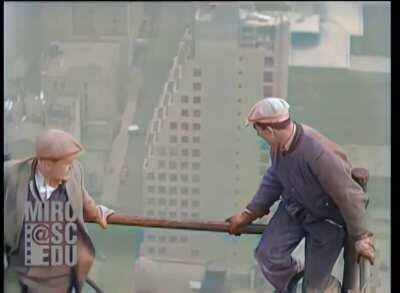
[265, 126, 275, 136]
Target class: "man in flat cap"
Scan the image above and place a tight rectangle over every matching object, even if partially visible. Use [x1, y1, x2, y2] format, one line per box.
[226, 98, 375, 292]
[4, 128, 115, 292]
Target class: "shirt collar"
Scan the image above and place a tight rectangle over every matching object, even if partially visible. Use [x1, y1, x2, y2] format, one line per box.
[282, 121, 303, 155]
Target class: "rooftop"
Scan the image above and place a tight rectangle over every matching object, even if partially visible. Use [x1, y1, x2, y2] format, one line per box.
[41, 41, 120, 77]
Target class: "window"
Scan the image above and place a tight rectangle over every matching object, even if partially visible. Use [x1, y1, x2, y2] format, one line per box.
[158, 160, 166, 168]
[265, 57, 274, 67]
[159, 211, 166, 218]
[170, 122, 178, 130]
[158, 173, 166, 181]
[169, 199, 177, 207]
[192, 149, 201, 157]
[169, 161, 177, 169]
[180, 174, 189, 182]
[147, 234, 156, 241]
[263, 85, 273, 97]
[169, 186, 178, 195]
[170, 235, 178, 242]
[61, 81, 65, 91]
[192, 213, 199, 219]
[193, 96, 201, 104]
[181, 95, 189, 103]
[238, 84, 242, 88]
[148, 247, 155, 254]
[180, 187, 189, 195]
[181, 199, 189, 207]
[159, 247, 166, 254]
[192, 188, 200, 195]
[181, 161, 189, 170]
[239, 56, 243, 62]
[264, 71, 274, 82]
[169, 173, 177, 182]
[147, 198, 155, 205]
[169, 212, 177, 219]
[181, 212, 188, 218]
[181, 136, 189, 143]
[181, 109, 189, 117]
[147, 186, 155, 193]
[181, 122, 189, 131]
[157, 147, 166, 156]
[181, 149, 189, 157]
[83, 82, 88, 90]
[193, 136, 200, 143]
[158, 186, 166, 194]
[180, 235, 188, 243]
[192, 174, 200, 183]
[193, 82, 202, 91]
[53, 80, 58, 89]
[147, 173, 155, 180]
[193, 109, 201, 117]
[192, 200, 200, 208]
[193, 123, 201, 131]
[147, 210, 155, 217]
[159, 235, 166, 242]
[170, 148, 178, 156]
[193, 68, 202, 77]
[169, 135, 178, 143]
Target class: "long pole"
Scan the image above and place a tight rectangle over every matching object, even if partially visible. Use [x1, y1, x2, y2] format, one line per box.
[86, 214, 267, 235]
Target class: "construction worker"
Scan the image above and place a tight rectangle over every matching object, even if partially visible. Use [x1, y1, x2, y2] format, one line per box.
[225, 98, 375, 292]
[4, 128, 114, 292]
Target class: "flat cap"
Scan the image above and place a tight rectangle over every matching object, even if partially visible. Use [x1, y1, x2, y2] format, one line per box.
[35, 129, 83, 161]
[245, 97, 290, 126]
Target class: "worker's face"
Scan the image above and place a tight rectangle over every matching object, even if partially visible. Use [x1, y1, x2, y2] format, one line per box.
[39, 154, 77, 182]
[254, 124, 278, 147]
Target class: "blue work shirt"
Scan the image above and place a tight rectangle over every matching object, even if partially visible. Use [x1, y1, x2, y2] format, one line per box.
[246, 122, 369, 238]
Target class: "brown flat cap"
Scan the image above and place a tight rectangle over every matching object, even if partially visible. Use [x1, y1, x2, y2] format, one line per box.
[35, 129, 83, 161]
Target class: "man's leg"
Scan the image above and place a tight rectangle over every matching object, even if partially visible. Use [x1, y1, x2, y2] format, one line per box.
[254, 202, 305, 292]
[302, 219, 346, 292]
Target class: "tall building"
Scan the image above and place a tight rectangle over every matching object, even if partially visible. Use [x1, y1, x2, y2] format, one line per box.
[140, 2, 290, 282]
[40, 41, 122, 194]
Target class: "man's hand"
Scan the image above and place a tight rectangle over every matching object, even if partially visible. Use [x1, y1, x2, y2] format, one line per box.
[355, 233, 375, 265]
[96, 205, 115, 229]
[225, 210, 260, 236]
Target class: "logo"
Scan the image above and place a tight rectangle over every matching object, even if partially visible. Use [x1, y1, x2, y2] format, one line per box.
[24, 201, 78, 266]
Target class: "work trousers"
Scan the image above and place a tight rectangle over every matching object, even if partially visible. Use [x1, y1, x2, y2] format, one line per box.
[254, 201, 345, 292]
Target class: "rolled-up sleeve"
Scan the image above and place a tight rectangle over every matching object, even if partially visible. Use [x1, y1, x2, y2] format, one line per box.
[309, 149, 370, 238]
[246, 155, 282, 216]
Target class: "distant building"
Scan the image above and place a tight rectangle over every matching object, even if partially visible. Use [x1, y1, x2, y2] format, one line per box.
[141, 2, 289, 274]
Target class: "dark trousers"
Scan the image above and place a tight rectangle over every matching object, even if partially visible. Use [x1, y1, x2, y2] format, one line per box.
[254, 201, 345, 292]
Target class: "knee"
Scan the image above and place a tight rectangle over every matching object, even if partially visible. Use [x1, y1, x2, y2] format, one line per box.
[254, 243, 286, 267]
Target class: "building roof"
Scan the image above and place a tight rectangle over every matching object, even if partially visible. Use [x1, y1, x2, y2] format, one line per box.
[41, 41, 120, 77]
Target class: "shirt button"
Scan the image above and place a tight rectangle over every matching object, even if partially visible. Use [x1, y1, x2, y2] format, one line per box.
[325, 202, 329, 206]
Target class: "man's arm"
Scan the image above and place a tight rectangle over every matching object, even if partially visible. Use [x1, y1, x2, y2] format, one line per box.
[76, 161, 114, 229]
[246, 152, 283, 217]
[309, 149, 370, 238]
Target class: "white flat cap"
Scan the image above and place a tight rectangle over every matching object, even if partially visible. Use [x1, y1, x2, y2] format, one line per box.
[245, 97, 290, 126]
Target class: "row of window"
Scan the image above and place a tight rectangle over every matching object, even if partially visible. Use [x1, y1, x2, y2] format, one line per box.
[146, 198, 200, 208]
[146, 186, 200, 195]
[146, 210, 200, 220]
[181, 95, 202, 104]
[147, 173, 201, 183]
[169, 135, 201, 144]
[159, 148, 201, 159]
[149, 161, 201, 171]
[170, 121, 201, 131]
[156, 146, 203, 157]
[146, 246, 200, 257]
[147, 234, 189, 243]
[180, 109, 202, 118]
